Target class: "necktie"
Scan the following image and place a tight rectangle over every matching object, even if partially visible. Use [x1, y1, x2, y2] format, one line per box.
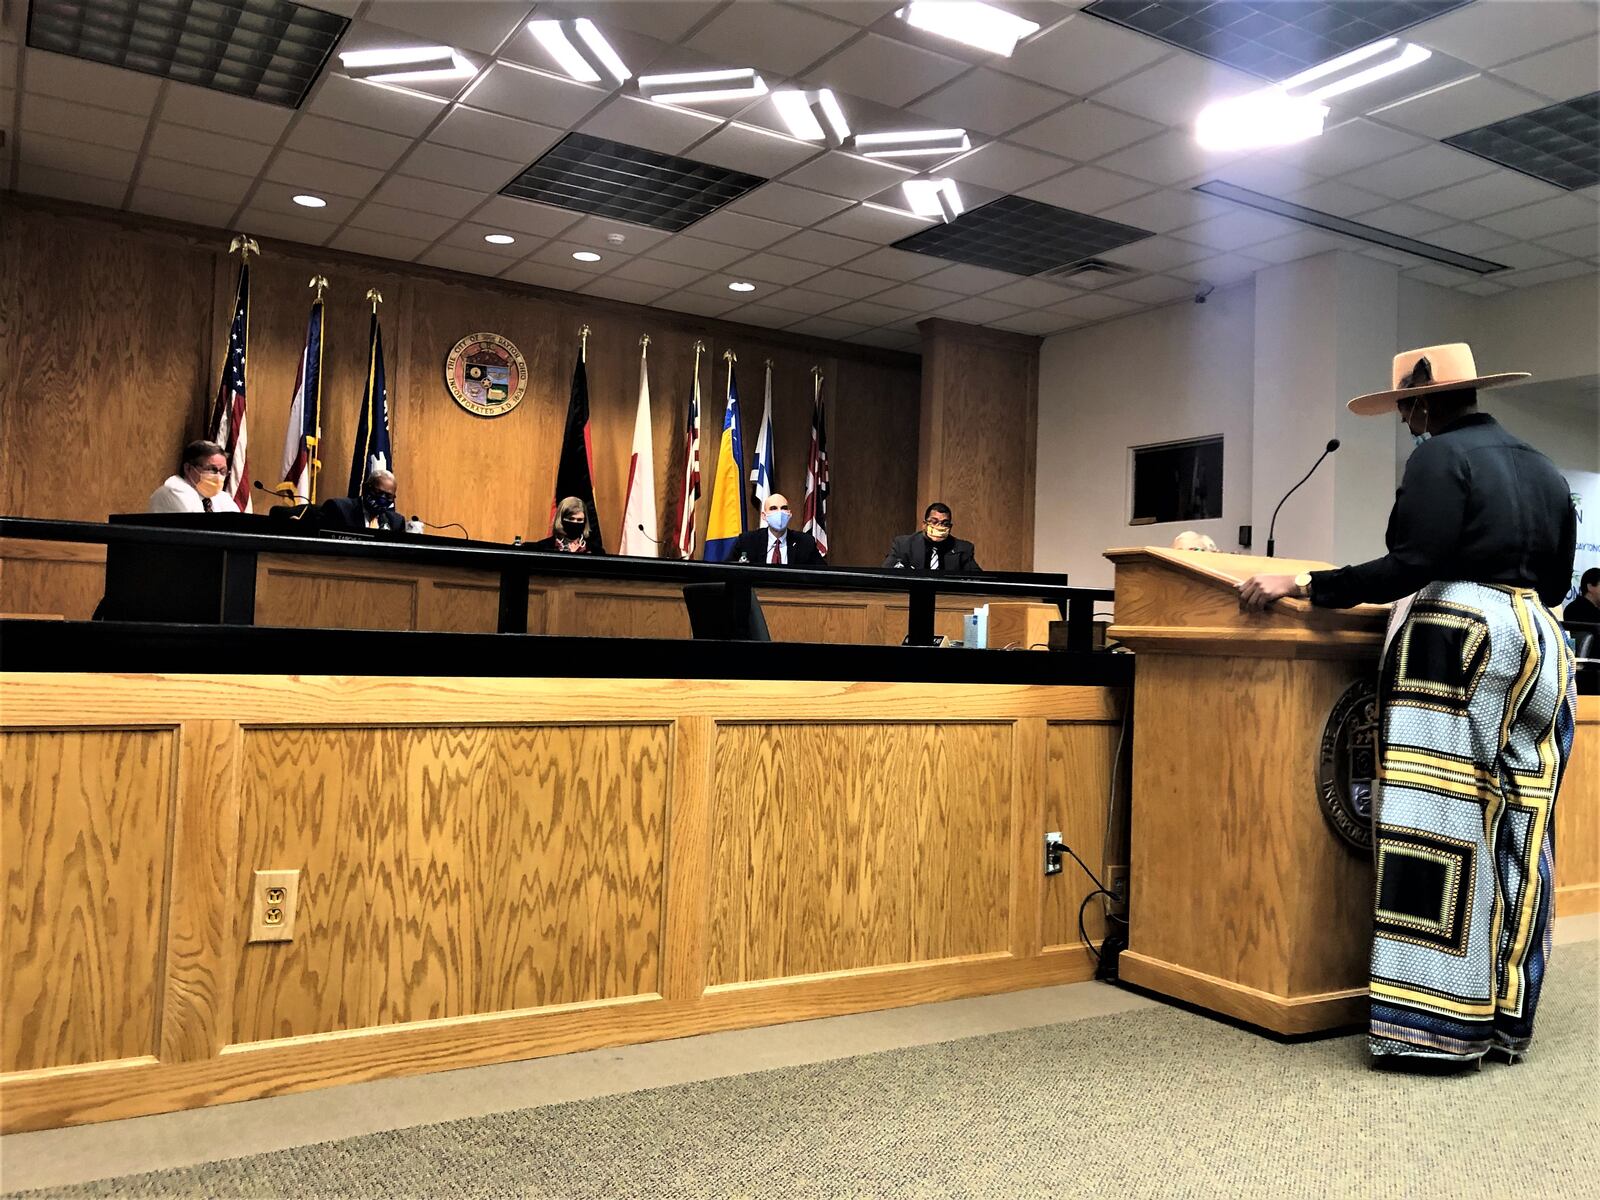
[201, 496, 213, 512]
[930, 545, 940, 571]
[770, 537, 782, 564]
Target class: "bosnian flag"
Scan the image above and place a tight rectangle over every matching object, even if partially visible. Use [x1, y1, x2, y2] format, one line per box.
[279, 297, 323, 504]
[208, 261, 251, 512]
[749, 359, 775, 510]
[672, 348, 704, 560]
[618, 345, 658, 556]
[701, 360, 746, 563]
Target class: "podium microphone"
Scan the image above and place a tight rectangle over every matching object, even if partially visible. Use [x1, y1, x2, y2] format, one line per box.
[1266, 439, 1339, 558]
[253, 479, 309, 503]
[412, 517, 472, 540]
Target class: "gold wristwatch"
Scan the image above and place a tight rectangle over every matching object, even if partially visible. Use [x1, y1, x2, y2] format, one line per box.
[1293, 571, 1313, 599]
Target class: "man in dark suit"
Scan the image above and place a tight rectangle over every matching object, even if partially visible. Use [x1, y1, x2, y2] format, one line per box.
[731, 494, 826, 566]
[320, 468, 404, 532]
[883, 502, 981, 573]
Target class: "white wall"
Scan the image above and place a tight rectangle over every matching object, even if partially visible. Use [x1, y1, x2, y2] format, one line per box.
[1034, 279, 1254, 588]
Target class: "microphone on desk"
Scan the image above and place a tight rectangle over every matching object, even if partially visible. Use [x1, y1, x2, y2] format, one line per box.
[410, 516, 472, 540]
[253, 479, 309, 504]
[1266, 439, 1339, 558]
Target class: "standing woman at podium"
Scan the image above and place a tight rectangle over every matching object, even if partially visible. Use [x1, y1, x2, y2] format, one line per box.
[1239, 344, 1577, 1069]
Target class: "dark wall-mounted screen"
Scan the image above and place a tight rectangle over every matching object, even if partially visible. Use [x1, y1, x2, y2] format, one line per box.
[1131, 437, 1224, 525]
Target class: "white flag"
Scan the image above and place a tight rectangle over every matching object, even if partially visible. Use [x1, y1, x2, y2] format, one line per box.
[618, 342, 658, 556]
[750, 360, 775, 513]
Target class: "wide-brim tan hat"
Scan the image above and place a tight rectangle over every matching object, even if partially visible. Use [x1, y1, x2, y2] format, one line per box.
[1348, 343, 1529, 415]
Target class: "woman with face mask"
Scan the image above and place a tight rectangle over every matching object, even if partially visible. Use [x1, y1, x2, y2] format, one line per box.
[148, 439, 240, 514]
[528, 496, 606, 554]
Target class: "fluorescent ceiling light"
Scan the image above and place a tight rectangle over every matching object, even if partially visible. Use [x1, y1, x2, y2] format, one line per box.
[728, 281, 757, 292]
[897, 1, 1039, 57]
[639, 68, 767, 105]
[527, 18, 631, 85]
[1298, 43, 1431, 102]
[1280, 38, 1399, 91]
[771, 88, 851, 144]
[340, 45, 474, 83]
[902, 178, 964, 222]
[292, 193, 327, 208]
[816, 90, 851, 142]
[1194, 88, 1327, 151]
[572, 251, 602, 262]
[854, 127, 970, 159]
[484, 233, 516, 245]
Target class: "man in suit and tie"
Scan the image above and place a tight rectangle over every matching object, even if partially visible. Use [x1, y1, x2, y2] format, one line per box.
[320, 468, 405, 532]
[731, 494, 826, 566]
[883, 502, 982, 573]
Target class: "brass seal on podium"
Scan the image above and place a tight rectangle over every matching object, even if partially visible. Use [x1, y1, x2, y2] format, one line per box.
[446, 333, 528, 417]
[1318, 678, 1378, 853]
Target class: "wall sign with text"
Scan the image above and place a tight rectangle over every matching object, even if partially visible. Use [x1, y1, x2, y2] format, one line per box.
[445, 333, 528, 418]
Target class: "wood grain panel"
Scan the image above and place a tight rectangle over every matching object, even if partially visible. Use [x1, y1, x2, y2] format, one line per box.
[564, 590, 693, 639]
[0, 540, 106, 620]
[1, 729, 173, 1071]
[707, 722, 1012, 984]
[254, 566, 418, 631]
[422, 581, 502, 634]
[757, 596, 870, 644]
[829, 355, 921, 567]
[1556, 696, 1598, 916]
[230, 723, 669, 1042]
[1042, 722, 1122, 951]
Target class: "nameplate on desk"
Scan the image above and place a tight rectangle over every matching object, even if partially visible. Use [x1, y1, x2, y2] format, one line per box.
[322, 531, 378, 543]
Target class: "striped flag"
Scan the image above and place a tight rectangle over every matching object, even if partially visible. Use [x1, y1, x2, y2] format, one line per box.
[749, 359, 775, 510]
[279, 294, 323, 504]
[701, 355, 746, 563]
[347, 309, 392, 496]
[207, 261, 251, 512]
[802, 369, 830, 557]
[672, 344, 704, 560]
[618, 339, 658, 557]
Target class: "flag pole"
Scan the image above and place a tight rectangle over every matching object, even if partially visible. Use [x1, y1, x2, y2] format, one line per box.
[640, 333, 650, 354]
[580, 324, 591, 364]
[305, 275, 328, 505]
[366, 288, 382, 313]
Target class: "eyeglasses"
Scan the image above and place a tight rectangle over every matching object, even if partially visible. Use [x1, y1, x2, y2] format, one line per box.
[193, 464, 226, 476]
[926, 519, 952, 529]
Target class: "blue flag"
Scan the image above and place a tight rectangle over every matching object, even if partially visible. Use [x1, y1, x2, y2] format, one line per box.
[348, 310, 391, 497]
[702, 360, 746, 562]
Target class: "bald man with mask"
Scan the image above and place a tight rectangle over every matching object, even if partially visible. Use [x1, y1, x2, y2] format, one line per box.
[731, 494, 826, 566]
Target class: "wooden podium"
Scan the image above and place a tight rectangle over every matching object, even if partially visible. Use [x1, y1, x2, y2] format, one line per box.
[1107, 547, 1388, 1034]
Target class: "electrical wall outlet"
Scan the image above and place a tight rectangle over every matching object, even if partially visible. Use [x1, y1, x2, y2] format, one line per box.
[249, 869, 301, 943]
[1044, 831, 1063, 876]
[1107, 865, 1130, 911]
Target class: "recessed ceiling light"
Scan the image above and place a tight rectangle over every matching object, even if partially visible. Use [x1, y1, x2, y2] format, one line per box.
[339, 45, 475, 84]
[854, 128, 970, 159]
[728, 281, 756, 292]
[1292, 42, 1432, 103]
[639, 68, 767, 105]
[527, 18, 630, 85]
[573, 251, 603, 262]
[484, 233, 516, 245]
[1194, 89, 1326, 151]
[292, 194, 327, 208]
[902, 178, 964, 223]
[897, 1, 1039, 58]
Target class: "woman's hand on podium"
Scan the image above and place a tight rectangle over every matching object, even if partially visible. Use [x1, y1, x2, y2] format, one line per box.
[1239, 574, 1304, 612]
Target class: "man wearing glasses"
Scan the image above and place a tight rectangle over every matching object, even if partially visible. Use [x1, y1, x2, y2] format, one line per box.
[148, 440, 239, 514]
[883, 502, 982, 574]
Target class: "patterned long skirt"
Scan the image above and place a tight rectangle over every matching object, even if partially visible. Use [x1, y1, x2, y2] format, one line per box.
[1369, 581, 1577, 1061]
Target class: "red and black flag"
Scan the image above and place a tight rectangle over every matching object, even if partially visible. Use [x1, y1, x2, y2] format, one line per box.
[552, 351, 604, 550]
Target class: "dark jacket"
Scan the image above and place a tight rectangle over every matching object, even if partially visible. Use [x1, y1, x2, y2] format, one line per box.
[731, 528, 826, 566]
[1565, 594, 1600, 626]
[320, 496, 404, 532]
[527, 535, 605, 554]
[883, 532, 982, 574]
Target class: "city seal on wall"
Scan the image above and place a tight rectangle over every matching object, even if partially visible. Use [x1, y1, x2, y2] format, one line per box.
[1317, 677, 1378, 854]
[445, 333, 528, 418]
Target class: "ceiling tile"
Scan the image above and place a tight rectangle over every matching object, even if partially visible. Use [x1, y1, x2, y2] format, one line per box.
[756, 286, 849, 315]
[1356, 202, 1455, 237]
[1405, 262, 1480, 287]
[941, 141, 1071, 191]
[286, 115, 414, 171]
[463, 63, 610, 127]
[917, 262, 1023, 292]
[1260, 119, 1428, 177]
[844, 327, 922, 350]
[137, 158, 253, 205]
[16, 133, 136, 182]
[1020, 165, 1153, 213]
[1171, 252, 1267, 286]
[1096, 129, 1246, 186]
[786, 314, 870, 339]
[1479, 193, 1600, 238]
[685, 208, 801, 249]
[362, 1, 533, 55]
[1241, 230, 1351, 264]
[307, 74, 448, 137]
[1009, 100, 1162, 161]
[1422, 222, 1517, 255]
[440, 222, 537, 257]
[988, 310, 1085, 336]
[658, 291, 742, 318]
[1413, 1, 1599, 68]
[1493, 259, 1594, 286]
[1282, 179, 1387, 218]
[809, 32, 968, 108]
[328, 228, 438, 262]
[1342, 143, 1497, 199]
[792, 2, 902, 27]
[1100, 234, 1208, 271]
[503, 260, 598, 291]
[1491, 35, 1600, 100]
[1049, 291, 1141, 321]
[1176, 209, 1300, 252]
[802, 267, 895, 299]
[20, 94, 147, 151]
[646, 235, 752, 269]
[456, 194, 580, 239]
[144, 122, 275, 177]
[576, 95, 722, 155]
[1096, 187, 1233, 233]
[982, 276, 1087, 307]
[401, 141, 525, 190]
[432, 106, 565, 163]
[417, 244, 509, 277]
[1380, 73, 1552, 140]
[527, 239, 618, 272]
[781, 152, 915, 201]
[160, 81, 294, 144]
[1535, 225, 1599, 258]
[909, 68, 1071, 137]
[1101, 273, 1193, 305]
[609, 256, 709, 288]
[1412, 170, 1560, 220]
[23, 48, 160, 112]
[346, 202, 458, 241]
[371, 174, 486, 218]
[851, 246, 946, 280]
[769, 228, 878, 265]
[871, 281, 966, 310]
[1457, 278, 1510, 296]
[15, 164, 127, 207]
[1090, 54, 1259, 128]
[824, 298, 917, 326]
[998, 13, 1168, 95]
[813, 202, 937, 243]
[724, 251, 825, 285]
[726, 182, 854, 226]
[556, 1, 723, 43]
[689, 121, 820, 177]
[129, 188, 238, 229]
[266, 149, 386, 200]
[250, 181, 361, 224]
[1208, 157, 1322, 197]
[687, 3, 857, 76]
[579, 277, 674, 305]
[232, 208, 339, 246]
[1485, 241, 1564, 270]
[560, 215, 674, 255]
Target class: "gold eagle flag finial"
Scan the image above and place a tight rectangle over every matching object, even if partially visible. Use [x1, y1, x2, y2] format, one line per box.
[228, 234, 259, 262]
[366, 288, 383, 313]
[309, 275, 328, 302]
[580, 324, 591, 363]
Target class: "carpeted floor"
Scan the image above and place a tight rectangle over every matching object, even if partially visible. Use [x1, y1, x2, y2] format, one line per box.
[13, 941, 1598, 1200]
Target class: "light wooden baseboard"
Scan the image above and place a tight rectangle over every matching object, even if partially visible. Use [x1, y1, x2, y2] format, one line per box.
[1117, 951, 1368, 1036]
[1557, 882, 1599, 917]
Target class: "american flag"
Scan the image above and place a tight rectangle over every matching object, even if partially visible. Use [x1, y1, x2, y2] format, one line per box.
[802, 370, 829, 556]
[208, 262, 251, 512]
[672, 345, 704, 560]
[279, 296, 323, 504]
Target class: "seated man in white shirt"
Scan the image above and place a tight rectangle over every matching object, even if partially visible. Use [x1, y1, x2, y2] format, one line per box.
[730, 494, 825, 566]
[148, 440, 238, 513]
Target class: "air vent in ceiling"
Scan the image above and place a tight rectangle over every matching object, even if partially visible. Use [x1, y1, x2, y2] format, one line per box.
[1445, 92, 1600, 192]
[27, 0, 349, 108]
[1039, 258, 1141, 282]
[501, 133, 767, 232]
[891, 195, 1153, 277]
[1081, 0, 1470, 81]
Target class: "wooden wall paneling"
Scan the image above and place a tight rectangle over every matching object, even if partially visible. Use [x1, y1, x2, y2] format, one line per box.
[0, 727, 175, 1072]
[662, 716, 711, 1001]
[421, 580, 503, 634]
[1009, 717, 1046, 958]
[0, 539, 105, 619]
[756, 595, 871, 644]
[1041, 722, 1122, 952]
[566, 588, 693, 639]
[254, 562, 419, 631]
[832, 354, 923, 567]
[1556, 697, 1598, 916]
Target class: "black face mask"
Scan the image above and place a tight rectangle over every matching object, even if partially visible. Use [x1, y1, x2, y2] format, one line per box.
[364, 489, 396, 512]
[560, 518, 586, 537]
